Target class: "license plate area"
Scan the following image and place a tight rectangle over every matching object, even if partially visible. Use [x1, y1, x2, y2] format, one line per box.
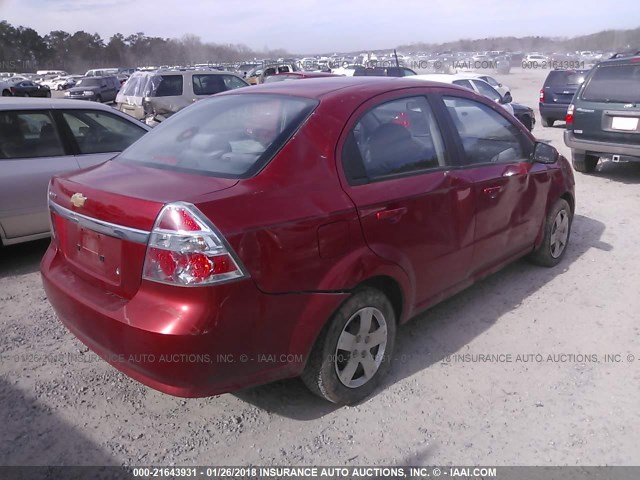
[611, 116, 639, 131]
[65, 224, 122, 285]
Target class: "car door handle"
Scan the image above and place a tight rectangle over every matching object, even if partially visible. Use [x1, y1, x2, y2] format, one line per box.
[376, 207, 407, 222]
[482, 186, 502, 199]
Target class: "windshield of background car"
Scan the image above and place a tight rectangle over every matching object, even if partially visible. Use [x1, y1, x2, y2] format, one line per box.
[76, 78, 101, 87]
[546, 70, 588, 86]
[117, 94, 318, 178]
[581, 64, 640, 103]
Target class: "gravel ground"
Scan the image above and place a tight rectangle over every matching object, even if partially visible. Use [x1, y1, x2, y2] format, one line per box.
[2, 69, 640, 467]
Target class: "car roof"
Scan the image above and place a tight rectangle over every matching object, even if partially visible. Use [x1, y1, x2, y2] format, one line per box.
[412, 74, 468, 84]
[0, 97, 126, 111]
[220, 76, 465, 100]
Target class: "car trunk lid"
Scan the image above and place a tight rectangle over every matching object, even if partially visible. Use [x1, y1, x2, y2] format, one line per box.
[49, 161, 238, 299]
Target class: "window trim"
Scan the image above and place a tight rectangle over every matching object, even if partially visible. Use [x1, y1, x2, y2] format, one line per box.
[340, 94, 452, 186]
[434, 93, 534, 169]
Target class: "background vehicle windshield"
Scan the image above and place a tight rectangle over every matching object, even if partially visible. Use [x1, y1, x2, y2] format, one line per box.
[117, 94, 317, 178]
[75, 78, 101, 87]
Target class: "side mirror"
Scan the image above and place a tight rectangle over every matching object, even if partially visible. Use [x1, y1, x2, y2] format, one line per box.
[532, 142, 558, 164]
[500, 92, 512, 104]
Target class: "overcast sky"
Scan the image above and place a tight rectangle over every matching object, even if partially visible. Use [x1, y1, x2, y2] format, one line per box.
[1, 0, 639, 53]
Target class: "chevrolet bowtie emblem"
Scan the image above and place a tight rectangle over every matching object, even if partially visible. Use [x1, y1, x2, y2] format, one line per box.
[70, 193, 87, 208]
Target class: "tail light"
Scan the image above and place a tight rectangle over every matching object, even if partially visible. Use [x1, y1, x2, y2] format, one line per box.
[539, 89, 545, 102]
[565, 104, 575, 125]
[143, 202, 247, 286]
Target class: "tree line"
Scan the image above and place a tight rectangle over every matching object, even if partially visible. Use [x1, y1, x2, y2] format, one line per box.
[0, 21, 290, 73]
[396, 27, 640, 54]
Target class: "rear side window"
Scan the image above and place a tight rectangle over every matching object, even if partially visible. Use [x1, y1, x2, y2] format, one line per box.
[151, 75, 184, 97]
[0, 111, 65, 159]
[444, 96, 526, 165]
[193, 75, 226, 95]
[117, 94, 317, 178]
[453, 79, 473, 90]
[343, 96, 447, 182]
[581, 64, 640, 103]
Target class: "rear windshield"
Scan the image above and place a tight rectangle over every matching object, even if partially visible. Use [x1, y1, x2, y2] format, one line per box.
[581, 64, 640, 103]
[76, 78, 102, 87]
[545, 70, 588, 86]
[117, 94, 317, 178]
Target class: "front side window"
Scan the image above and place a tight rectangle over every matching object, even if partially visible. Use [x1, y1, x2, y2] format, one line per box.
[62, 110, 147, 154]
[117, 94, 317, 178]
[222, 75, 248, 90]
[472, 79, 502, 102]
[0, 111, 65, 159]
[344, 96, 447, 182]
[444, 96, 526, 165]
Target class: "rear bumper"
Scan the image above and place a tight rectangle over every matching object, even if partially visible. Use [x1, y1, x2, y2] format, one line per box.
[564, 130, 640, 159]
[41, 244, 347, 397]
[539, 103, 569, 119]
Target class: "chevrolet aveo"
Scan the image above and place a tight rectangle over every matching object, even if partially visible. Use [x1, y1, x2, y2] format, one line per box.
[41, 77, 575, 405]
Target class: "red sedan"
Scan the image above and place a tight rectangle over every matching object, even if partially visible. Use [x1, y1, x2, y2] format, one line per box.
[41, 77, 575, 405]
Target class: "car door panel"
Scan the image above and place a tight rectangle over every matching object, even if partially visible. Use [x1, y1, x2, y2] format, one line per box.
[337, 92, 476, 309]
[440, 94, 543, 273]
[0, 154, 79, 239]
[0, 109, 78, 239]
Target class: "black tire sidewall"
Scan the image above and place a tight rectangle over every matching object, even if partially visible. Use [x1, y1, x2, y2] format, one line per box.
[302, 287, 396, 405]
[531, 199, 572, 267]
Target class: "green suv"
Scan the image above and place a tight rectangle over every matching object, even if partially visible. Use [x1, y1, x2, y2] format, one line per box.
[564, 51, 640, 173]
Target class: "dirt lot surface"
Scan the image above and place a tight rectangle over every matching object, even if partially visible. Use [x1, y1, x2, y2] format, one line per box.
[3, 69, 640, 467]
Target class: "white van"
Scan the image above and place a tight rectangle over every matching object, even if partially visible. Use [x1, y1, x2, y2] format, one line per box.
[85, 68, 119, 77]
[36, 70, 68, 76]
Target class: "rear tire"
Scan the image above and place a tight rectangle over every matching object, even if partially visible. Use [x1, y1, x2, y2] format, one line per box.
[528, 198, 572, 268]
[541, 117, 554, 127]
[521, 115, 532, 132]
[572, 152, 598, 173]
[302, 287, 396, 405]
[1, 89, 10, 97]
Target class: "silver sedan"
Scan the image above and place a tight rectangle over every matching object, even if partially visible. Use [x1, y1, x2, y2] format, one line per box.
[0, 98, 150, 245]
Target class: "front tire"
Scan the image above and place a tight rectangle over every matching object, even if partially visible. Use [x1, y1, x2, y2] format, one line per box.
[302, 287, 396, 405]
[529, 198, 572, 267]
[572, 152, 598, 173]
[1, 89, 11, 97]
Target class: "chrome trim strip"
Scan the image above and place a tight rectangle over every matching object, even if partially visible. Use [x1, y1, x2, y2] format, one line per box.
[49, 201, 150, 244]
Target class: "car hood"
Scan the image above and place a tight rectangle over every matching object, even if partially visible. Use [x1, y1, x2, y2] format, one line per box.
[68, 86, 99, 92]
[511, 102, 533, 113]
